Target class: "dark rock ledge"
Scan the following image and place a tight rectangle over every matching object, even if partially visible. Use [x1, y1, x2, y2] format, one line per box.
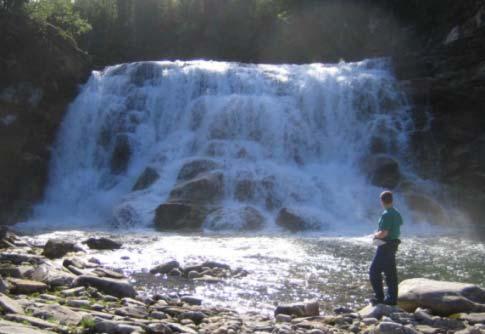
[0, 230, 484, 334]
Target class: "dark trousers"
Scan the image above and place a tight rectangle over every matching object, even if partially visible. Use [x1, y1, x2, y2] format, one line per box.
[369, 241, 399, 304]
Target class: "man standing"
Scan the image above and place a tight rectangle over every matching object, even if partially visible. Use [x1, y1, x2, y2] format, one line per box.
[369, 190, 403, 306]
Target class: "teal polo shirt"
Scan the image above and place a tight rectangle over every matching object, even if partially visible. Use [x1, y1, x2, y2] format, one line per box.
[378, 207, 403, 240]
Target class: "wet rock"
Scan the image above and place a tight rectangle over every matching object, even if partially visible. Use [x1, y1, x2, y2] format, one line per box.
[150, 260, 181, 275]
[204, 206, 265, 231]
[362, 154, 401, 189]
[42, 239, 80, 259]
[181, 296, 203, 306]
[169, 268, 183, 277]
[359, 304, 403, 319]
[169, 172, 224, 204]
[177, 159, 221, 181]
[0, 292, 25, 314]
[110, 134, 132, 174]
[132, 167, 160, 191]
[403, 193, 448, 225]
[154, 202, 209, 230]
[167, 322, 198, 334]
[0, 319, 56, 334]
[276, 208, 310, 232]
[32, 304, 83, 326]
[8, 278, 48, 294]
[30, 264, 75, 287]
[72, 275, 137, 298]
[85, 237, 122, 250]
[398, 278, 485, 315]
[275, 300, 319, 317]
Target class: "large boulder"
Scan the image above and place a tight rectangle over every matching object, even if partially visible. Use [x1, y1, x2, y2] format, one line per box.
[110, 134, 131, 174]
[29, 263, 76, 287]
[276, 208, 317, 232]
[362, 154, 401, 189]
[204, 206, 265, 231]
[72, 275, 137, 298]
[177, 159, 221, 181]
[154, 202, 211, 230]
[0, 319, 56, 334]
[132, 167, 159, 191]
[84, 237, 122, 250]
[404, 193, 448, 225]
[42, 239, 81, 259]
[169, 172, 224, 204]
[398, 278, 485, 316]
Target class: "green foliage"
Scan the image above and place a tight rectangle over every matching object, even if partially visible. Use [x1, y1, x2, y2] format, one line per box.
[80, 316, 96, 329]
[3, 0, 465, 66]
[27, 0, 91, 39]
[0, 0, 28, 13]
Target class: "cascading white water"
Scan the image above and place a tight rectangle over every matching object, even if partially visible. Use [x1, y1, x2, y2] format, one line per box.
[32, 59, 418, 232]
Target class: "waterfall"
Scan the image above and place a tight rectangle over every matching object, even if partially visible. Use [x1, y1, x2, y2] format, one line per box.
[33, 59, 418, 233]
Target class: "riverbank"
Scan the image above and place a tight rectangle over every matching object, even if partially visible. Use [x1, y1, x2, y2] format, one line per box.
[1, 229, 484, 333]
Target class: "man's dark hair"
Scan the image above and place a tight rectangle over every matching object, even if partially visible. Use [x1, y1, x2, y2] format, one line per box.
[380, 191, 393, 204]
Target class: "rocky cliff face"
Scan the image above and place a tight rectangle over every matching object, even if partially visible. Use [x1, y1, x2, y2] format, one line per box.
[0, 14, 90, 224]
[394, 2, 485, 228]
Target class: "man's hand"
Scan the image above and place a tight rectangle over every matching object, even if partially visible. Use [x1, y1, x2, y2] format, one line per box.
[374, 230, 389, 240]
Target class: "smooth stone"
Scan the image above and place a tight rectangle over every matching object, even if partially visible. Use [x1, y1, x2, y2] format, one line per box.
[72, 275, 137, 298]
[358, 304, 402, 319]
[94, 318, 143, 334]
[167, 322, 198, 334]
[85, 237, 122, 250]
[398, 278, 485, 316]
[8, 278, 47, 294]
[29, 264, 75, 287]
[181, 296, 203, 305]
[93, 267, 125, 279]
[32, 304, 83, 326]
[42, 239, 80, 259]
[0, 292, 25, 314]
[0, 319, 56, 334]
[150, 260, 181, 275]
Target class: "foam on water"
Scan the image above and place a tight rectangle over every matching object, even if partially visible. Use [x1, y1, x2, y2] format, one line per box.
[22, 59, 440, 233]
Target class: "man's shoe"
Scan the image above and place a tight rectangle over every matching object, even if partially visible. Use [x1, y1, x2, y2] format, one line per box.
[369, 298, 383, 306]
[383, 299, 397, 306]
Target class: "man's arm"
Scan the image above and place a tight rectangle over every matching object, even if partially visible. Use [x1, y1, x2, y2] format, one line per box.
[374, 229, 389, 240]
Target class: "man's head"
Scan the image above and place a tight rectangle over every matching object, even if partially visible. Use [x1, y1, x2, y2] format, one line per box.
[380, 191, 393, 208]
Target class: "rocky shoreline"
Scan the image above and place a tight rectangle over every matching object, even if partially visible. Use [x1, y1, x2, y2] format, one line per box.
[0, 229, 484, 334]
